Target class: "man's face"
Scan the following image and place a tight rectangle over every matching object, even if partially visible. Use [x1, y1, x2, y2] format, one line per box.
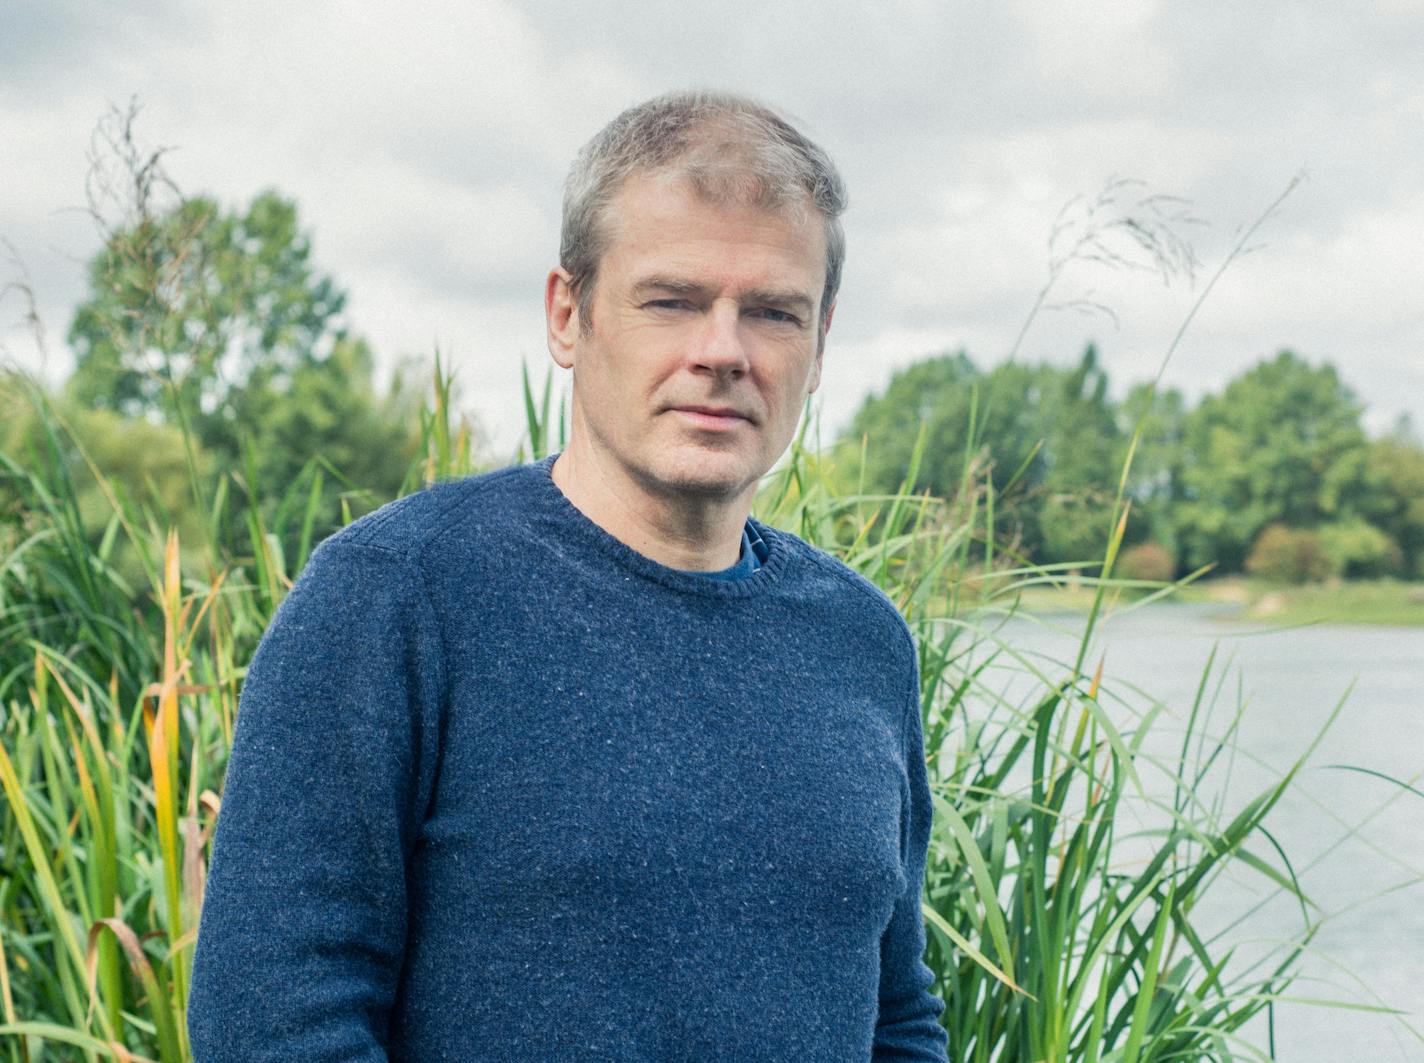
[548, 170, 830, 506]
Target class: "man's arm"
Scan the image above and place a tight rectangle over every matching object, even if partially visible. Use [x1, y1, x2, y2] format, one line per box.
[872, 651, 950, 1062]
[187, 540, 445, 1062]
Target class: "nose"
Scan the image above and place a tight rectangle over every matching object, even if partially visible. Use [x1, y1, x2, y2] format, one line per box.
[690, 299, 749, 380]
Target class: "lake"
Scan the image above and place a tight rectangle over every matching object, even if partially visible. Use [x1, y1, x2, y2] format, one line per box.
[960, 601, 1423, 1061]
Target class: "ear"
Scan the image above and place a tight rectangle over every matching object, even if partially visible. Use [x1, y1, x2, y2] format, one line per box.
[808, 299, 834, 394]
[545, 267, 578, 369]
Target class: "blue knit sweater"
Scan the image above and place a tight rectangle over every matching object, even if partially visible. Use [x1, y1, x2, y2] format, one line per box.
[188, 455, 949, 1061]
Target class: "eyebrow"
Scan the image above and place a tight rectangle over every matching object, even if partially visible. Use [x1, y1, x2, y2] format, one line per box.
[630, 277, 816, 316]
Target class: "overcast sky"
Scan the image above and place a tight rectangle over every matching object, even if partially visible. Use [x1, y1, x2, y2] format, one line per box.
[4, 1, 1422, 457]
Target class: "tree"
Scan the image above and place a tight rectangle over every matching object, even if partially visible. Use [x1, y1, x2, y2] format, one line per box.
[846, 352, 1050, 557]
[1118, 381, 1188, 563]
[63, 143, 426, 554]
[68, 189, 357, 453]
[1318, 519, 1404, 578]
[1031, 345, 1123, 564]
[1358, 434, 1424, 577]
[1171, 351, 1368, 572]
[846, 351, 985, 498]
[234, 336, 424, 523]
[844, 346, 1126, 565]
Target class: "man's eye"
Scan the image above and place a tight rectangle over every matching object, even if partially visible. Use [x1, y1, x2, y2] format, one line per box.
[648, 299, 688, 311]
[754, 308, 800, 325]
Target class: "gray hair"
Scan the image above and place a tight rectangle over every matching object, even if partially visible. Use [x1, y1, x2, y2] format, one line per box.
[560, 90, 847, 347]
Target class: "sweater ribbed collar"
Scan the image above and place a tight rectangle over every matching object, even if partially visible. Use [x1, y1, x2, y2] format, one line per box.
[526, 453, 793, 599]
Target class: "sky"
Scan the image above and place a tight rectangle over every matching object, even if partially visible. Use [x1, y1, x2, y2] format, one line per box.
[3, 0, 1423, 458]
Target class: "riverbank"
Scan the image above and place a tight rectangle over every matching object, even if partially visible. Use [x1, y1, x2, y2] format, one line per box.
[1010, 575, 1424, 627]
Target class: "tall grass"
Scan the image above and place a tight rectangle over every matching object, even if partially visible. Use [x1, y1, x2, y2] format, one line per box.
[0, 355, 476, 1062]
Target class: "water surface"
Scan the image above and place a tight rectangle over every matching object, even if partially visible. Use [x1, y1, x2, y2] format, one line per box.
[956, 602, 1423, 1061]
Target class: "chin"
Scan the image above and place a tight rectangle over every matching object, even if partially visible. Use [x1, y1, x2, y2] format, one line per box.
[644, 450, 756, 500]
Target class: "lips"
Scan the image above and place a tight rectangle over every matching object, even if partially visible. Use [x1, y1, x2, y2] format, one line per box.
[673, 405, 749, 420]
[669, 405, 752, 430]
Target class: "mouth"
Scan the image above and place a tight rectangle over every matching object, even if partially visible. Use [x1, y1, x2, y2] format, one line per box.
[669, 405, 752, 429]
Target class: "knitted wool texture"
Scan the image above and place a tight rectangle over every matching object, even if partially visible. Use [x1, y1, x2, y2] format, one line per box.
[188, 454, 949, 1061]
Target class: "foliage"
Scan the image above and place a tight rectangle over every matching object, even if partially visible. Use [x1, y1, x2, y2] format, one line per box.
[1, 379, 213, 592]
[1358, 434, 1424, 577]
[61, 104, 428, 563]
[1116, 382, 1188, 558]
[847, 345, 1128, 567]
[848, 351, 986, 508]
[1244, 524, 1332, 585]
[843, 345, 1422, 584]
[1172, 352, 1367, 573]
[65, 188, 342, 429]
[1115, 541, 1176, 583]
[1317, 519, 1404, 579]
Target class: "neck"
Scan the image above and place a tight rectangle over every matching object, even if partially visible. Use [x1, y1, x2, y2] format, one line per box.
[549, 441, 751, 572]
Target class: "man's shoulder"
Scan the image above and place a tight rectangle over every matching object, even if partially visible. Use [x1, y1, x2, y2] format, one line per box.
[759, 520, 915, 647]
[317, 461, 539, 564]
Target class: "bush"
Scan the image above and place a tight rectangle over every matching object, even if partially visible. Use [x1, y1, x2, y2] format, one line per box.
[1115, 541, 1175, 582]
[1245, 523, 1332, 583]
[0, 380, 215, 593]
[1318, 519, 1404, 578]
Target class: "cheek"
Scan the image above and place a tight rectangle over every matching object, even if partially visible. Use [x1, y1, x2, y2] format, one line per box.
[763, 386, 804, 434]
[601, 330, 676, 390]
[770, 360, 817, 408]
[580, 346, 662, 425]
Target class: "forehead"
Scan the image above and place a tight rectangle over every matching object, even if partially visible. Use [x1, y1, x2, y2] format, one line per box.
[598, 170, 827, 288]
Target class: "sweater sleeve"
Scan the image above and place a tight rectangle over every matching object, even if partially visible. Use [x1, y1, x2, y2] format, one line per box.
[872, 641, 950, 1061]
[187, 540, 445, 1062]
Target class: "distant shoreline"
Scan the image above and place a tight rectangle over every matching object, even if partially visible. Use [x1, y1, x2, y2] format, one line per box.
[1009, 575, 1424, 628]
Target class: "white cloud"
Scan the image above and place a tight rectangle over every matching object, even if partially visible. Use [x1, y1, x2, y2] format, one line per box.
[1009, 0, 1174, 100]
[2, 0, 1421, 451]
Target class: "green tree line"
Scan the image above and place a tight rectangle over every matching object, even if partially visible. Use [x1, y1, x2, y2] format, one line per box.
[845, 346, 1424, 583]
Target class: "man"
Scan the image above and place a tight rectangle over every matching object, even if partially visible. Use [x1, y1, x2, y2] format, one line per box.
[188, 90, 949, 1061]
